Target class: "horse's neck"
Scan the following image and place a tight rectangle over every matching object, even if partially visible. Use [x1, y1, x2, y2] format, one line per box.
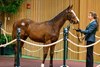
[54, 17, 67, 31]
[49, 10, 67, 33]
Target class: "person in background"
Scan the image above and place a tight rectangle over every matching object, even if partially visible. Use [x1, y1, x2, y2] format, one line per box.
[76, 11, 99, 67]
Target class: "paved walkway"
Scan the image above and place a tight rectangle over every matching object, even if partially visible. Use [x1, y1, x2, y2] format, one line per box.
[0, 56, 99, 67]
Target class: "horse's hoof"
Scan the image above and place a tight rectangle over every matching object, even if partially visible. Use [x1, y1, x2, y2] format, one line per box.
[41, 64, 44, 67]
[14, 64, 16, 67]
[14, 64, 21, 67]
[49, 64, 53, 67]
[14, 65, 21, 67]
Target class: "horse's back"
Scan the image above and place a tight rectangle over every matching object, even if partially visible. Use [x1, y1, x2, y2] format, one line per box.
[12, 18, 54, 43]
[12, 19, 47, 38]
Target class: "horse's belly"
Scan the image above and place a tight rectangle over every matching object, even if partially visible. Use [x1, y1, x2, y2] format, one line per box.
[30, 38, 45, 43]
[29, 34, 45, 43]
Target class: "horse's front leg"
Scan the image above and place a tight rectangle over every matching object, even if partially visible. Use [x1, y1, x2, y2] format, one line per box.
[41, 47, 49, 67]
[41, 40, 51, 67]
[49, 45, 55, 67]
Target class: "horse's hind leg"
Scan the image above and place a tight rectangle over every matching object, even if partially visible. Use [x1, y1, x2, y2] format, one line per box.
[14, 35, 28, 67]
[49, 45, 55, 67]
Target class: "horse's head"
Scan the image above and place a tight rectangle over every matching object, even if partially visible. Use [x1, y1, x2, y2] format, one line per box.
[65, 5, 79, 24]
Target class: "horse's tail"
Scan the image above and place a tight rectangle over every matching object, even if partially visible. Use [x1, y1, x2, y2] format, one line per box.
[12, 21, 17, 40]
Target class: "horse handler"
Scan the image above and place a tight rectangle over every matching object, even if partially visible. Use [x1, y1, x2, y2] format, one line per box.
[76, 11, 99, 67]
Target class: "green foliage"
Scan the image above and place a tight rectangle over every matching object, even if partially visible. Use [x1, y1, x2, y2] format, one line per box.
[0, 34, 12, 44]
[0, 0, 24, 14]
[0, 34, 14, 55]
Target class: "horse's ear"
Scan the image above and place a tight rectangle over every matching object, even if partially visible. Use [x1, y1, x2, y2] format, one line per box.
[70, 5, 73, 9]
[67, 5, 73, 10]
[67, 5, 71, 10]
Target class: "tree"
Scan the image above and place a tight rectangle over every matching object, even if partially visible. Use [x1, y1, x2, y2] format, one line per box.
[0, 0, 24, 30]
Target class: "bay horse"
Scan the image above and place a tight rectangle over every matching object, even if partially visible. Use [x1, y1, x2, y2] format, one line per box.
[12, 5, 79, 67]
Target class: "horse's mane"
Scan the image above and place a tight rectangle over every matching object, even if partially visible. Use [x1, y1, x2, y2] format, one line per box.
[49, 8, 67, 23]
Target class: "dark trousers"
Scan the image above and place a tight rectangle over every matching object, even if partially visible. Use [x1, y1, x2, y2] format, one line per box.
[86, 41, 94, 67]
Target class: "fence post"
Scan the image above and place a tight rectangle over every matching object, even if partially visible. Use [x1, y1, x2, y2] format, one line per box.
[63, 25, 70, 67]
[16, 28, 21, 67]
